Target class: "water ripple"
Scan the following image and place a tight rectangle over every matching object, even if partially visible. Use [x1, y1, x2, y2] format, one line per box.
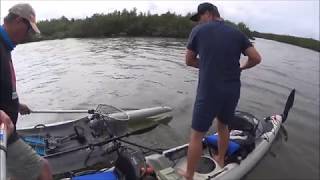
[12, 37, 319, 179]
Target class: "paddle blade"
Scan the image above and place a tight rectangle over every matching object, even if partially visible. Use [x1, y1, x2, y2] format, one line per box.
[282, 89, 295, 123]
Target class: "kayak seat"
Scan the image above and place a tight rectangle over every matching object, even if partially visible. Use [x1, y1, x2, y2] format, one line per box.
[33, 146, 46, 156]
[22, 136, 46, 146]
[204, 130, 255, 164]
[21, 136, 46, 156]
[72, 170, 118, 180]
[229, 111, 259, 136]
[204, 134, 240, 156]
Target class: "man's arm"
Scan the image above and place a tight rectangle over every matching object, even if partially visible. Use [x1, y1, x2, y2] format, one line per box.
[240, 46, 261, 70]
[19, 103, 31, 115]
[185, 49, 199, 68]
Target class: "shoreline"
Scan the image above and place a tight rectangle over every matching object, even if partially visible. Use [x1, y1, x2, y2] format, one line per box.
[26, 35, 320, 52]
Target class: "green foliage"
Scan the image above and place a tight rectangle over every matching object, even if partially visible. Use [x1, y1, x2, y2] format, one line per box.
[32, 9, 194, 40]
[237, 22, 254, 40]
[28, 8, 319, 51]
[30, 8, 251, 41]
[253, 31, 320, 52]
[223, 20, 255, 40]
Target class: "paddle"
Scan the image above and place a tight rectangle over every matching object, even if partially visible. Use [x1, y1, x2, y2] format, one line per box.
[43, 123, 159, 158]
[282, 89, 295, 123]
[0, 123, 7, 180]
[31, 109, 95, 114]
[31, 104, 130, 114]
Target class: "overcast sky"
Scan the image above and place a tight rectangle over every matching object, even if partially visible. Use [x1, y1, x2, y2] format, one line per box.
[1, 0, 319, 40]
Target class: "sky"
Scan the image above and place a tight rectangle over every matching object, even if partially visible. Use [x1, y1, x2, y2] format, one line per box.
[0, 0, 319, 40]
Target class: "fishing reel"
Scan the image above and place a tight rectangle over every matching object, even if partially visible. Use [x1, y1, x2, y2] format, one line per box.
[89, 114, 112, 138]
[114, 146, 156, 180]
[79, 142, 155, 180]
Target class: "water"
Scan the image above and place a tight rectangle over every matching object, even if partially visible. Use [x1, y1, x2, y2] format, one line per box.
[12, 37, 319, 179]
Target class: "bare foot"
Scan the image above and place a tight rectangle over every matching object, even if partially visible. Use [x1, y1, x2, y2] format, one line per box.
[213, 155, 225, 168]
[177, 169, 193, 180]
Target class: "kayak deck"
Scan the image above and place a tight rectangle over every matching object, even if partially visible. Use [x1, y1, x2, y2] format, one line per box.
[17, 106, 173, 177]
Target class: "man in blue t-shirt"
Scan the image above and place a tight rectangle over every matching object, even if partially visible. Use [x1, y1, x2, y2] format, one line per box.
[181, 2, 261, 179]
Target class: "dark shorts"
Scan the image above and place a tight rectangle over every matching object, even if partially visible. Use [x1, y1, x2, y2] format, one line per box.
[7, 138, 43, 180]
[192, 88, 240, 132]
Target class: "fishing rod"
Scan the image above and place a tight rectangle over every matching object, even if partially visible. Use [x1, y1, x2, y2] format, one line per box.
[30, 104, 131, 114]
[44, 123, 160, 158]
[31, 109, 95, 114]
[0, 124, 7, 180]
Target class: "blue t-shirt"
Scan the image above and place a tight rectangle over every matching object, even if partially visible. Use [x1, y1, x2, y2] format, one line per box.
[0, 26, 16, 51]
[187, 20, 252, 99]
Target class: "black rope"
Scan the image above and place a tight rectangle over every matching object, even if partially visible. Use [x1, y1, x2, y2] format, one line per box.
[73, 125, 86, 144]
[0, 144, 7, 153]
[117, 139, 163, 154]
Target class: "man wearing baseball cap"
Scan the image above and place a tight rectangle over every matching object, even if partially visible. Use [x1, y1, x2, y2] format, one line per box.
[0, 3, 52, 180]
[181, 2, 261, 179]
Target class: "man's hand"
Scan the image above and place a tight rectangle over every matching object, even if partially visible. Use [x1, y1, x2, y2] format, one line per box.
[185, 49, 199, 68]
[240, 47, 261, 70]
[19, 103, 31, 115]
[0, 110, 14, 136]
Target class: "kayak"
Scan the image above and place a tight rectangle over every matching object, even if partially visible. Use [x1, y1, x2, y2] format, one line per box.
[146, 89, 295, 180]
[17, 105, 172, 177]
[65, 89, 295, 180]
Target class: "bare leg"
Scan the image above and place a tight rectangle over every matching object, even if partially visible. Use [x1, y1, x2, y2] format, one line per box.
[213, 119, 229, 168]
[38, 159, 53, 180]
[180, 129, 206, 180]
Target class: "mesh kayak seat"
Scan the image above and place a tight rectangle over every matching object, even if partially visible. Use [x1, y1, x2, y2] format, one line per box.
[22, 135, 46, 156]
[22, 136, 46, 146]
[204, 134, 240, 156]
[72, 171, 117, 180]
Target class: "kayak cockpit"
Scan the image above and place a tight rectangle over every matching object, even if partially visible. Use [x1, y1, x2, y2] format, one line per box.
[145, 112, 261, 179]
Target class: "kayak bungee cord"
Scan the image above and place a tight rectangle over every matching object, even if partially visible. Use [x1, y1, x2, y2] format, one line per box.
[117, 139, 165, 154]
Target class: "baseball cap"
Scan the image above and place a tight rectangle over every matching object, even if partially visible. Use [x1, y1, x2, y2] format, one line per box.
[190, 2, 220, 22]
[9, 3, 40, 34]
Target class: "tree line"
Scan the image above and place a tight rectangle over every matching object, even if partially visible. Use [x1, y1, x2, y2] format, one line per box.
[30, 8, 319, 52]
[31, 8, 253, 40]
[252, 31, 319, 52]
